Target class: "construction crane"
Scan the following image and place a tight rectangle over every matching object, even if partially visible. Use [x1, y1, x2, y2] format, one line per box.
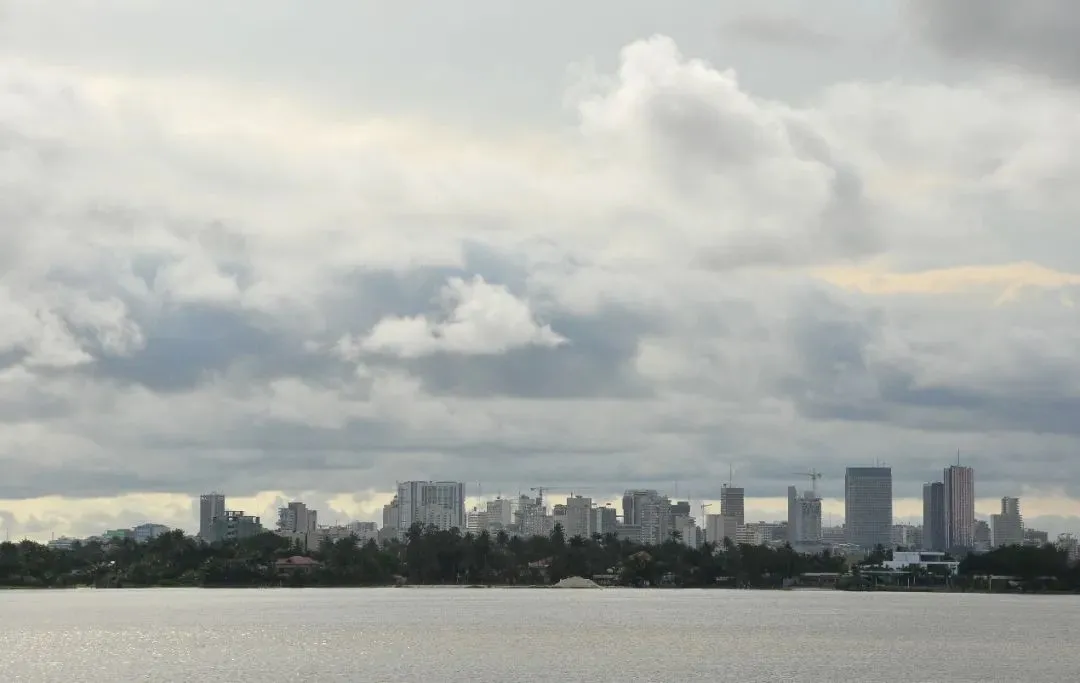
[700, 502, 712, 522]
[791, 469, 823, 495]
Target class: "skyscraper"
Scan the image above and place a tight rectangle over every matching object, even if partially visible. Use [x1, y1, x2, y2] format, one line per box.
[787, 485, 822, 546]
[720, 483, 745, 543]
[844, 467, 892, 548]
[396, 481, 466, 532]
[943, 465, 975, 549]
[199, 492, 226, 542]
[621, 489, 659, 526]
[922, 482, 946, 551]
[990, 496, 1023, 547]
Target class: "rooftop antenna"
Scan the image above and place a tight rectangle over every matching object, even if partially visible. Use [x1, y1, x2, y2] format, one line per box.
[957, 449, 961, 466]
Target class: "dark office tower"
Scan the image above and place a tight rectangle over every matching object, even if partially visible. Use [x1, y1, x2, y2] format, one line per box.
[922, 482, 946, 551]
[844, 467, 892, 548]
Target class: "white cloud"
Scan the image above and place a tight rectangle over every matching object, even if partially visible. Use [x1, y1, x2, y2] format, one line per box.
[355, 276, 566, 358]
[0, 6, 1079, 540]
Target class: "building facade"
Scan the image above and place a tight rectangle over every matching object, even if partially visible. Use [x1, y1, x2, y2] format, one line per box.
[395, 481, 466, 532]
[133, 523, 171, 544]
[787, 486, 823, 546]
[922, 482, 946, 551]
[207, 511, 262, 543]
[844, 467, 893, 549]
[564, 495, 593, 539]
[199, 493, 226, 542]
[990, 497, 1024, 548]
[277, 501, 317, 534]
[943, 465, 975, 549]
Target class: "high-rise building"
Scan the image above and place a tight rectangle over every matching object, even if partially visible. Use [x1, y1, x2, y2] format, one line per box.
[621, 489, 659, 526]
[844, 467, 893, 548]
[787, 486, 822, 546]
[922, 482, 946, 551]
[720, 485, 745, 525]
[396, 481, 466, 532]
[199, 493, 226, 542]
[990, 497, 1024, 547]
[593, 505, 618, 536]
[640, 495, 673, 545]
[563, 495, 594, 539]
[277, 501, 317, 534]
[485, 497, 514, 531]
[718, 483, 745, 544]
[943, 465, 975, 549]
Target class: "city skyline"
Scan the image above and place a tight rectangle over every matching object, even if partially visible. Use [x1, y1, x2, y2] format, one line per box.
[10, 458, 1075, 544]
[3, 2, 1080, 549]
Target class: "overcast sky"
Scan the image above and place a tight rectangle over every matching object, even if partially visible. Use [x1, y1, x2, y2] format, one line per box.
[2, 1, 1080, 541]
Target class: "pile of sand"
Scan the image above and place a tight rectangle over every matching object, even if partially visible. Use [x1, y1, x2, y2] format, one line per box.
[552, 575, 601, 589]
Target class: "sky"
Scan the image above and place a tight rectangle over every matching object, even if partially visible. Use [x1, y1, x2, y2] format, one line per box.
[2, 0, 1080, 541]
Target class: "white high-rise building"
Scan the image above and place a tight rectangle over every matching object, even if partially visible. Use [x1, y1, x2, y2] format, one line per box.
[640, 495, 673, 545]
[564, 495, 594, 539]
[199, 493, 226, 542]
[787, 486, 823, 546]
[277, 501, 317, 533]
[485, 497, 514, 531]
[990, 497, 1024, 548]
[515, 494, 547, 537]
[396, 481, 466, 532]
[944, 465, 975, 549]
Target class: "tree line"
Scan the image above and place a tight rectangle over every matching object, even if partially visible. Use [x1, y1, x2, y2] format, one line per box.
[1, 524, 1076, 590]
[1, 523, 844, 588]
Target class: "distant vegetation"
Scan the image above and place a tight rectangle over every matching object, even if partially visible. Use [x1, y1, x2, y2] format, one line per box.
[1, 524, 1076, 590]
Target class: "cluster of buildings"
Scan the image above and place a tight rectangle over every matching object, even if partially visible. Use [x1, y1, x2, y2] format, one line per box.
[36, 464, 1077, 564]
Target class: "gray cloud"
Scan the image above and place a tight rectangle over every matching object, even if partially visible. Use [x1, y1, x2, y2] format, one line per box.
[0, 6, 1079, 538]
[908, 0, 1080, 83]
[721, 12, 841, 51]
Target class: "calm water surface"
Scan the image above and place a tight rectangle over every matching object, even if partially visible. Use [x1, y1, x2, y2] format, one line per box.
[2, 588, 1078, 682]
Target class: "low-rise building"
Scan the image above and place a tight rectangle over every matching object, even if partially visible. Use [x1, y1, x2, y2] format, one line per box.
[133, 523, 171, 543]
[882, 551, 959, 575]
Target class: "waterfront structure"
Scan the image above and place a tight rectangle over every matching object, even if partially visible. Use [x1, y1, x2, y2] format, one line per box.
[944, 465, 975, 549]
[922, 482, 946, 551]
[277, 502, 317, 534]
[990, 497, 1024, 548]
[844, 467, 893, 549]
[787, 486, 822, 546]
[199, 492, 226, 542]
[395, 481, 466, 533]
[882, 550, 959, 575]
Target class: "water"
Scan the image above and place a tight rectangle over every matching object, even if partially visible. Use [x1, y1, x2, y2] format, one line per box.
[2, 588, 1077, 682]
